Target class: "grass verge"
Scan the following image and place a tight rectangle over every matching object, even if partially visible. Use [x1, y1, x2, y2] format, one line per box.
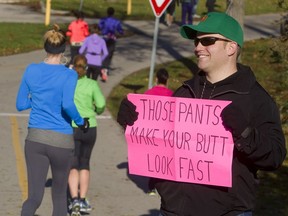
[0, 23, 71, 56]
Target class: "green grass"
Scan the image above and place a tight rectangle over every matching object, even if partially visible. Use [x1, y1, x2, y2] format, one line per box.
[0, 23, 72, 56]
[107, 38, 288, 216]
[0, 23, 49, 56]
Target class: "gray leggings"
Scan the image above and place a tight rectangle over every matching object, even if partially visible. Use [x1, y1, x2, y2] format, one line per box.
[21, 140, 73, 216]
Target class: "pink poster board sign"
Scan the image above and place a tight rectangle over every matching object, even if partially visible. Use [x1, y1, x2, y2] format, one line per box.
[125, 93, 234, 187]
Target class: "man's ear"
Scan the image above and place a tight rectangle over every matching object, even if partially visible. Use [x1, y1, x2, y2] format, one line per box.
[227, 42, 238, 56]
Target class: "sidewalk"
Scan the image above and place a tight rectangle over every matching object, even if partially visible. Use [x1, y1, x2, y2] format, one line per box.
[0, 3, 282, 216]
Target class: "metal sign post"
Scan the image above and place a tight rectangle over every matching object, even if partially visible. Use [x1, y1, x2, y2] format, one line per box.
[148, 0, 172, 89]
[148, 16, 160, 89]
[79, 0, 84, 11]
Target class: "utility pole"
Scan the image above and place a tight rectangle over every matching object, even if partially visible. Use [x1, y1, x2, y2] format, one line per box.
[45, 0, 51, 26]
[127, 0, 132, 15]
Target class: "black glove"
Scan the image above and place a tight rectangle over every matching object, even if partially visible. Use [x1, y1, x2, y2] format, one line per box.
[78, 117, 90, 133]
[117, 97, 138, 129]
[220, 104, 248, 139]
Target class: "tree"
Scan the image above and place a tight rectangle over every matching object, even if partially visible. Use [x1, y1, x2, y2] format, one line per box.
[226, 0, 244, 30]
[226, 0, 245, 62]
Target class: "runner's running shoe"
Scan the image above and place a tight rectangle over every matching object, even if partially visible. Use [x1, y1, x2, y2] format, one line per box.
[147, 189, 157, 196]
[70, 199, 81, 216]
[101, 68, 108, 82]
[80, 198, 92, 212]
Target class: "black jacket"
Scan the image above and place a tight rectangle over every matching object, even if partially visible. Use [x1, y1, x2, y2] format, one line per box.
[155, 64, 287, 216]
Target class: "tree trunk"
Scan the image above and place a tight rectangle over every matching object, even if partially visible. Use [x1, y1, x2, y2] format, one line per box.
[226, 0, 244, 31]
[226, 0, 245, 62]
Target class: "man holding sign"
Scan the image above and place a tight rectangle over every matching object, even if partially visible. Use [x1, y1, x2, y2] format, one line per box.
[117, 12, 286, 216]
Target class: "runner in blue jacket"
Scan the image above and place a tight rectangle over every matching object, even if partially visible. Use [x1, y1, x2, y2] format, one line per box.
[16, 24, 89, 216]
[99, 7, 124, 76]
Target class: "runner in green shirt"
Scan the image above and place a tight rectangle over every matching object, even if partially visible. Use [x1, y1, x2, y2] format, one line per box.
[68, 55, 106, 215]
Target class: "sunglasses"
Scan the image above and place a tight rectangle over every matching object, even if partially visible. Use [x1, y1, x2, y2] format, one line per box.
[194, 37, 232, 47]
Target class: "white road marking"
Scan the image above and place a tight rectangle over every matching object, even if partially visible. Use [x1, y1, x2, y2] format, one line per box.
[0, 113, 112, 119]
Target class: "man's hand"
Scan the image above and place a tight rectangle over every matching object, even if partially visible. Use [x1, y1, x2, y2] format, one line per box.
[220, 104, 248, 138]
[117, 97, 138, 129]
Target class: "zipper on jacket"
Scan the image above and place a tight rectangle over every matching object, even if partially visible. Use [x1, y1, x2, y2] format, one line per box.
[182, 82, 250, 99]
[182, 82, 196, 98]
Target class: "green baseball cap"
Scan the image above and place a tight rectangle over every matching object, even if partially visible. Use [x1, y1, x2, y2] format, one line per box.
[180, 12, 244, 47]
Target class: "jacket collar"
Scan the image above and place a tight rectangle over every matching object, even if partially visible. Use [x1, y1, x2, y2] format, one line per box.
[183, 63, 256, 98]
